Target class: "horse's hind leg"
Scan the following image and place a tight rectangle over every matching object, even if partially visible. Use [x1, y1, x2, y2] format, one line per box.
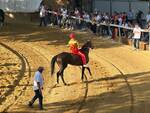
[61, 73, 67, 85]
[57, 72, 60, 84]
[56, 70, 67, 85]
[60, 65, 67, 85]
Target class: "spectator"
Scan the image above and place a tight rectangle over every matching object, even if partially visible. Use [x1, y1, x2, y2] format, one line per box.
[142, 21, 150, 42]
[74, 8, 81, 29]
[57, 8, 63, 27]
[103, 13, 110, 36]
[39, 5, 47, 26]
[91, 14, 97, 34]
[122, 20, 128, 37]
[112, 12, 119, 40]
[95, 12, 102, 35]
[122, 12, 127, 23]
[83, 11, 90, 28]
[61, 7, 68, 29]
[28, 67, 44, 110]
[132, 23, 141, 50]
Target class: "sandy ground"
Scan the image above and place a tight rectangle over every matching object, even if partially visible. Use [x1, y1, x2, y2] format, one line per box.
[1, 21, 150, 113]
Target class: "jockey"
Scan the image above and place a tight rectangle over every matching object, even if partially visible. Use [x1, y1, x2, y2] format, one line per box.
[68, 33, 88, 67]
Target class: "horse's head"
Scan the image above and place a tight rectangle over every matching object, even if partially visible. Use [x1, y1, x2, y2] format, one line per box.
[82, 40, 94, 50]
[85, 40, 94, 49]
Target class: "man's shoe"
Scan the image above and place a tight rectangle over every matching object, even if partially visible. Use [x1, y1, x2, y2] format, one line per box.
[28, 101, 33, 108]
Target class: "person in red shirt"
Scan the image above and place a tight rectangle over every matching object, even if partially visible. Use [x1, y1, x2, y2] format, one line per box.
[68, 33, 88, 67]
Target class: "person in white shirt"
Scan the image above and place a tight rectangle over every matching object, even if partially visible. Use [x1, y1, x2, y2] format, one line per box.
[28, 67, 44, 110]
[74, 8, 80, 18]
[39, 5, 47, 26]
[132, 23, 141, 50]
[96, 14, 101, 23]
[83, 12, 90, 22]
[62, 8, 67, 18]
[61, 8, 67, 28]
[118, 15, 122, 26]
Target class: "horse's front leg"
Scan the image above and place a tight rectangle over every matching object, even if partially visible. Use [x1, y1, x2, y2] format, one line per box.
[81, 67, 85, 82]
[86, 67, 92, 76]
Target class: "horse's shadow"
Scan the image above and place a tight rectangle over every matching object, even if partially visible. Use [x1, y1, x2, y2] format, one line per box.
[53, 82, 78, 88]
[67, 82, 78, 86]
[53, 76, 94, 88]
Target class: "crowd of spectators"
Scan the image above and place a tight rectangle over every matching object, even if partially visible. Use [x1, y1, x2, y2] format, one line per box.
[39, 3, 150, 45]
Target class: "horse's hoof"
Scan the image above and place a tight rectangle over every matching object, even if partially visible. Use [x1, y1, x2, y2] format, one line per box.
[67, 84, 70, 86]
[64, 83, 67, 86]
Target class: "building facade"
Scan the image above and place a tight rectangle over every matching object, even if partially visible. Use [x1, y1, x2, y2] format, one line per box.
[92, 0, 150, 16]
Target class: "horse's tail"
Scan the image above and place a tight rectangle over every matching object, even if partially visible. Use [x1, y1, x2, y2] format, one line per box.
[51, 55, 57, 76]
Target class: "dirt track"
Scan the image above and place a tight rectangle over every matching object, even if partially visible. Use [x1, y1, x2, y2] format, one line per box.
[1, 22, 150, 113]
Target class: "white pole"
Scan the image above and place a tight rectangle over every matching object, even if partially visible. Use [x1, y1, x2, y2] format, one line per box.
[119, 27, 121, 43]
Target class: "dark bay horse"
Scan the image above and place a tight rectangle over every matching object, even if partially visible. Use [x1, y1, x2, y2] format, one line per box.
[51, 40, 93, 85]
[0, 9, 5, 26]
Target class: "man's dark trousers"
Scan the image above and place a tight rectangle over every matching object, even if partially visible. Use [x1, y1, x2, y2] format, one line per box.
[30, 89, 43, 109]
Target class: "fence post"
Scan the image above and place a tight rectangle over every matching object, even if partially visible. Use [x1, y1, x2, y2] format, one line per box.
[118, 27, 121, 43]
[108, 24, 111, 37]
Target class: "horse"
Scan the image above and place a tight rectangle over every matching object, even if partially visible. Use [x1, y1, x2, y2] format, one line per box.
[51, 40, 93, 85]
[0, 9, 5, 27]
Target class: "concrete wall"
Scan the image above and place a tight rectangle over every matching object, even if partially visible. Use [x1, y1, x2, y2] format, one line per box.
[0, 0, 42, 12]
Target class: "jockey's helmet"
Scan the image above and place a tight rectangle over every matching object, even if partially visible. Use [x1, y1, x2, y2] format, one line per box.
[69, 33, 75, 39]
